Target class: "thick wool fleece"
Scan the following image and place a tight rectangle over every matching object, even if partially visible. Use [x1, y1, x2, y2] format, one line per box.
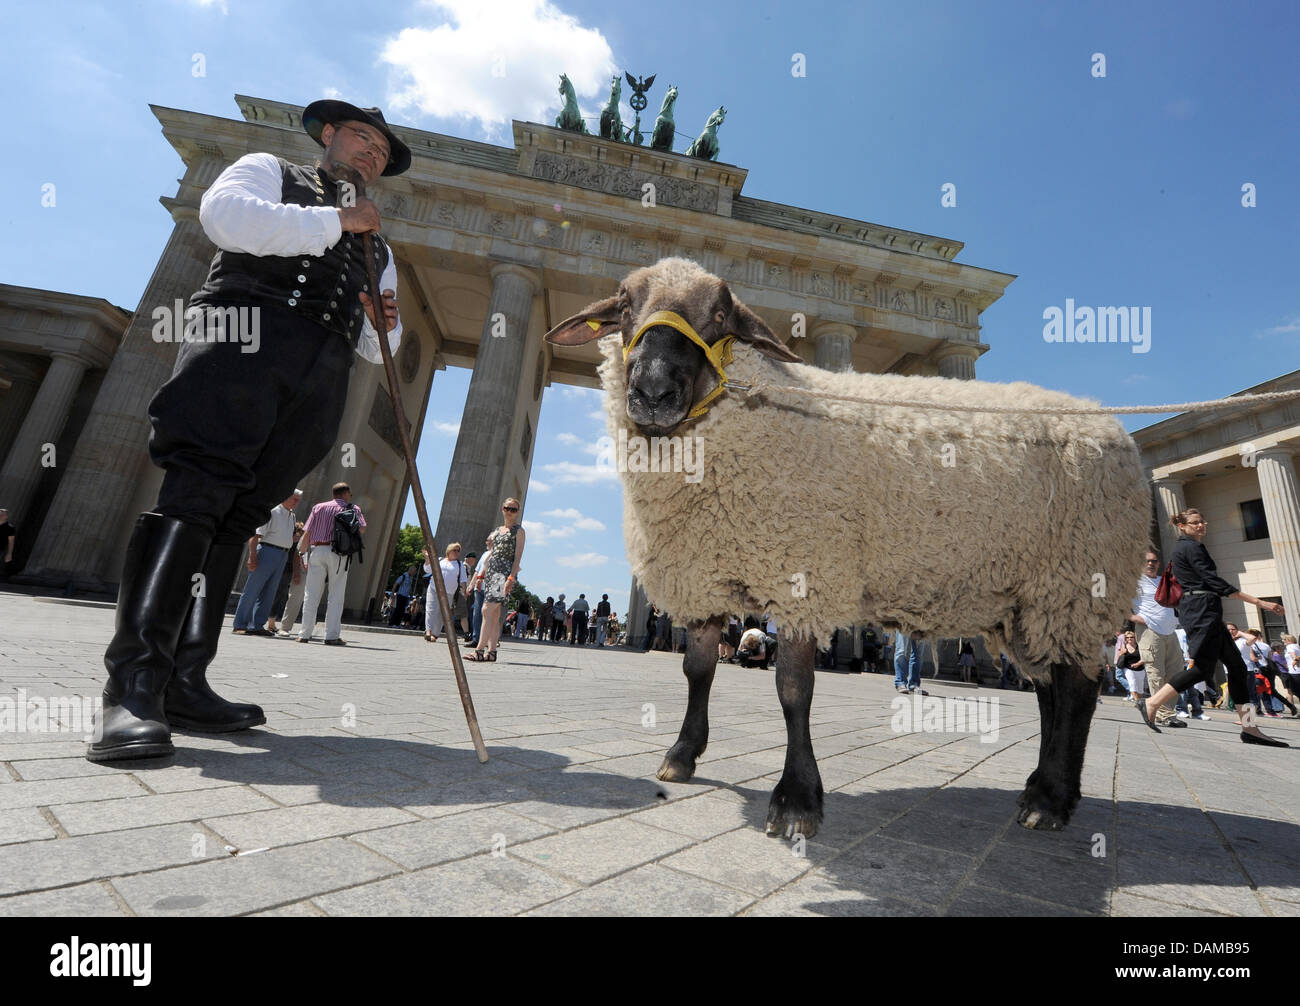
[598, 334, 1150, 681]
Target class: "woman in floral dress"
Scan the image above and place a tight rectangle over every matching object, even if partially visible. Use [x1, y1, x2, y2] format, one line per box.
[467, 498, 525, 661]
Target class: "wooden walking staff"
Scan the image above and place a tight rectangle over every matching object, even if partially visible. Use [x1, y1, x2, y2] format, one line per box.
[346, 170, 488, 763]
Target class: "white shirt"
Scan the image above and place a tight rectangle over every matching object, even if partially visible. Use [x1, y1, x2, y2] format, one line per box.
[423, 558, 468, 599]
[254, 504, 297, 549]
[739, 628, 768, 656]
[1131, 575, 1177, 636]
[199, 152, 402, 366]
[1233, 636, 1254, 666]
[1287, 642, 1300, 673]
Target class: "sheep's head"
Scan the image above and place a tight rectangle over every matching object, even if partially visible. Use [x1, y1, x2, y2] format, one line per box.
[544, 258, 800, 436]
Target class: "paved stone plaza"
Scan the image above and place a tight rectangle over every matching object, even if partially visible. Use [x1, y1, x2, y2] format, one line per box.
[1, 591, 1298, 917]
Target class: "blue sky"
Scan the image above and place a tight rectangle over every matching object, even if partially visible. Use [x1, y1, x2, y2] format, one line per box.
[5, 0, 1297, 618]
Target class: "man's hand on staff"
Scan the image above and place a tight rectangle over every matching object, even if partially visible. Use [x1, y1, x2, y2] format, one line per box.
[359, 289, 399, 332]
[338, 198, 381, 234]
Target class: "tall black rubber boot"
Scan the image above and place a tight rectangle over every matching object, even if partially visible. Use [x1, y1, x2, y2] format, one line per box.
[165, 540, 267, 732]
[88, 513, 214, 763]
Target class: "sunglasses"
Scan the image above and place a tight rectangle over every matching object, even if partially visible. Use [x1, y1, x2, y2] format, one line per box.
[503, 506, 519, 512]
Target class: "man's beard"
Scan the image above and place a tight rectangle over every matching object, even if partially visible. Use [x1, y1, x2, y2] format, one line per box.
[320, 157, 360, 185]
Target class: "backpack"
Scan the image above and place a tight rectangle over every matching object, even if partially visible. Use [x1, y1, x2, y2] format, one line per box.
[331, 503, 364, 570]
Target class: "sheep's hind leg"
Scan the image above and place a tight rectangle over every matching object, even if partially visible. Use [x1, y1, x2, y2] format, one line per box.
[765, 635, 824, 840]
[1018, 662, 1098, 830]
[656, 618, 723, 783]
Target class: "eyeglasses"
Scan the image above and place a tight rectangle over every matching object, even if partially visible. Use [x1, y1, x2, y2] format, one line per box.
[336, 123, 390, 164]
[503, 506, 519, 512]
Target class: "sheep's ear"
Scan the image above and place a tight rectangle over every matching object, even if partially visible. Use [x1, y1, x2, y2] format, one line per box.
[732, 301, 803, 362]
[545, 296, 622, 346]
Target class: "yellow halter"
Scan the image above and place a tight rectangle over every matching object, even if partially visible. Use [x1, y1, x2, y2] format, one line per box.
[589, 309, 745, 420]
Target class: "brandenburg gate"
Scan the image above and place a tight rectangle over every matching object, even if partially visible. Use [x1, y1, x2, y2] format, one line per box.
[12, 92, 1014, 633]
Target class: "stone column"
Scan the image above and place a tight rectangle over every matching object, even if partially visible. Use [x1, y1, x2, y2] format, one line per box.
[0, 352, 89, 525]
[626, 574, 651, 649]
[19, 204, 215, 589]
[435, 262, 541, 554]
[1256, 448, 1300, 636]
[1152, 477, 1186, 566]
[807, 322, 857, 657]
[811, 321, 855, 372]
[935, 344, 979, 380]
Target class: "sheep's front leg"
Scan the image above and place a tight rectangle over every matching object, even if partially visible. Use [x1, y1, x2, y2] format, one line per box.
[656, 618, 722, 783]
[1017, 672, 1055, 809]
[765, 634, 824, 840]
[1018, 662, 1098, 830]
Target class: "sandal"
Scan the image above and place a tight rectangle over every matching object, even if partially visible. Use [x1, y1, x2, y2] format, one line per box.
[424, 633, 437, 643]
[465, 649, 489, 662]
[1135, 696, 1161, 734]
[487, 650, 497, 662]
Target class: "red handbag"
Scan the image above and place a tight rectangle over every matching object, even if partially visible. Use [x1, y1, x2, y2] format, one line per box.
[1155, 562, 1182, 608]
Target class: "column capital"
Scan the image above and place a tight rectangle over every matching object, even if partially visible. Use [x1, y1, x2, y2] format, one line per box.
[48, 350, 93, 369]
[932, 342, 980, 364]
[809, 320, 856, 342]
[1256, 446, 1297, 463]
[167, 203, 201, 225]
[1151, 475, 1186, 489]
[489, 262, 543, 296]
[934, 342, 979, 380]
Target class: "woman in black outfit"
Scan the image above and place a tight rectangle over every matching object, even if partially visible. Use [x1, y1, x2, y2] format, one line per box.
[1139, 508, 1287, 746]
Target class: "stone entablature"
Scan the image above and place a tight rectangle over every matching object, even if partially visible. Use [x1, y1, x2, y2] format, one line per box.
[1134, 370, 1300, 479]
[154, 98, 1012, 355]
[0, 285, 129, 370]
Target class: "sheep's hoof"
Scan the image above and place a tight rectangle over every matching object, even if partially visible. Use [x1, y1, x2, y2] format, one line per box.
[765, 777, 824, 841]
[1015, 779, 1069, 831]
[656, 743, 699, 783]
[1017, 805, 1067, 831]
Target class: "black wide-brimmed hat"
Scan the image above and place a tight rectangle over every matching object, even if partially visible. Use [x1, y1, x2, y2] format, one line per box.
[302, 99, 411, 176]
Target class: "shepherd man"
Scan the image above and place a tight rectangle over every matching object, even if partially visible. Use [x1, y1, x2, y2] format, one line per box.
[88, 99, 410, 762]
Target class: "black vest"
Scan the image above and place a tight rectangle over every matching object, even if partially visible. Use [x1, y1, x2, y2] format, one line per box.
[191, 158, 391, 346]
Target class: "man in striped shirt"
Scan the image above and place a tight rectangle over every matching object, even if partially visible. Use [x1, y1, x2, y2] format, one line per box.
[297, 483, 366, 645]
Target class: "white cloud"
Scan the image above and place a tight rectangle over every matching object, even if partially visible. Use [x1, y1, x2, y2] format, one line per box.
[559, 385, 603, 399]
[190, 0, 229, 13]
[572, 516, 606, 531]
[528, 478, 551, 493]
[382, 0, 615, 137]
[557, 552, 608, 567]
[522, 519, 549, 545]
[587, 409, 606, 422]
[1261, 316, 1300, 336]
[323, 86, 343, 99]
[549, 526, 576, 539]
[431, 420, 461, 436]
[541, 460, 619, 485]
[543, 508, 582, 520]
[552, 435, 607, 457]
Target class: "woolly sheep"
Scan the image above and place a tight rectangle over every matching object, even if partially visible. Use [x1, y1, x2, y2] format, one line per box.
[546, 257, 1150, 839]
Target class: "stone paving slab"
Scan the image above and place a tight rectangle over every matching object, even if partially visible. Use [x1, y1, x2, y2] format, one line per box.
[2, 591, 1300, 916]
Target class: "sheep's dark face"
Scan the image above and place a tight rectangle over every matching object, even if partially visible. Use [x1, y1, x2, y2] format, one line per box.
[619, 272, 729, 435]
[543, 258, 803, 436]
